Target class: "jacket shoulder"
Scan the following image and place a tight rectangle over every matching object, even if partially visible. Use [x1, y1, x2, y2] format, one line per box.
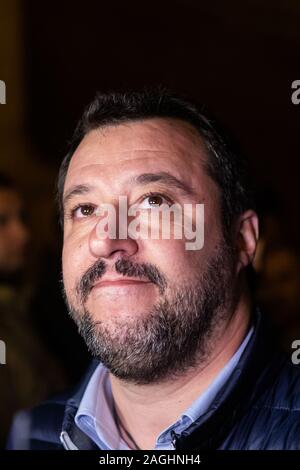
[222, 357, 300, 450]
[7, 360, 99, 450]
[7, 394, 69, 450]
[258, 356, 300, 411]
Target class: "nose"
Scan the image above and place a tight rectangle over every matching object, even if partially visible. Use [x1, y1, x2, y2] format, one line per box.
[88, 219, 139, 260]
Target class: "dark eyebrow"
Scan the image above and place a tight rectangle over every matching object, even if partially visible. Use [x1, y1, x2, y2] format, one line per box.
[63, 172, 196, 209]
[63, 184, 94, 209]
[132, 172, 196, 197]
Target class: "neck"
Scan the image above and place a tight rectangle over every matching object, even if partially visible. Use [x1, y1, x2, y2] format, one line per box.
[110, 293, 252, 450]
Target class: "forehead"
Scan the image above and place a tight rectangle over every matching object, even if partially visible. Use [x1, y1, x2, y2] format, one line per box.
[65, 118, 210, 192]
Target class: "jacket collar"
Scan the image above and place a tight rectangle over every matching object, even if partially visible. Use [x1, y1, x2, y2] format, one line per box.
[60, 360, 100, 450]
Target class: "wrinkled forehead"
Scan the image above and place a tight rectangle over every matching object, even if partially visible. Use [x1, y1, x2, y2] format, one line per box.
[66, 118, 208, 178]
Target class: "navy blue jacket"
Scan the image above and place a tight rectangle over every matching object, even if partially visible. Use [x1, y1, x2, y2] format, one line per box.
[7, 312, 300, 450]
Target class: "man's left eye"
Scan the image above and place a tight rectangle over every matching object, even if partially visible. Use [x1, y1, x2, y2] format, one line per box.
[72, 204, 95, 218]
[138, 194, 171, 209]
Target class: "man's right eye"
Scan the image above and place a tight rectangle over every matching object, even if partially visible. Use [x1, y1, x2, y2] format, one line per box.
[71, 204, 96, 219]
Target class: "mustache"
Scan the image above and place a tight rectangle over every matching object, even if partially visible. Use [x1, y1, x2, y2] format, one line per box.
[76, 257, 167, 303]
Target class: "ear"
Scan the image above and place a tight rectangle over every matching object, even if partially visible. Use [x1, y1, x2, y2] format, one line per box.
[235, 210, 259, 274]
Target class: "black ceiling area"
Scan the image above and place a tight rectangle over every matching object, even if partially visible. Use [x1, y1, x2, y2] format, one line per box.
[23, 0, 300, 240]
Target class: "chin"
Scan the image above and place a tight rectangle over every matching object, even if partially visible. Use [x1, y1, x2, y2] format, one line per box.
[89, 300, 153, 322]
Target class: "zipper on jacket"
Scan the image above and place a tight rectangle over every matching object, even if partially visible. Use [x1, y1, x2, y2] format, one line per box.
[170, 430, 178, 450]
[60, 431, 79, 450]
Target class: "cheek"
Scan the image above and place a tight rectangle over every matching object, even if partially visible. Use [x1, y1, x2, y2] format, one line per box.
[142, 238, 206, 282]
[62, 238, 87, 294]
[141, 210, 222, 285]
[62, 246, 74, 294]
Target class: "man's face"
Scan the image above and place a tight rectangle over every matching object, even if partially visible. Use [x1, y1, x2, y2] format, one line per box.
[62, 118, 237, 383]
[0, 189, 29, 275]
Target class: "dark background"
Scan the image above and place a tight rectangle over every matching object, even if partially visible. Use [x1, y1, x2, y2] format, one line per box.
[23, 0, 300, 244]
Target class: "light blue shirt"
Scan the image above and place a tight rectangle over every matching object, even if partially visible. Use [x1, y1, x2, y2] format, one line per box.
[75, 326, 254, 450]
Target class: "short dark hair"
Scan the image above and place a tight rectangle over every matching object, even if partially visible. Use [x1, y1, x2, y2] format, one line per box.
[57, 87, 254, 236]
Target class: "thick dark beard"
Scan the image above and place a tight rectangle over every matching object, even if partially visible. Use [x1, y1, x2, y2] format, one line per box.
[65, 242, 237, 385]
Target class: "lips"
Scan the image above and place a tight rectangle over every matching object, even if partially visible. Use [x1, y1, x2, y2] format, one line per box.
[93, 277, 152, 288]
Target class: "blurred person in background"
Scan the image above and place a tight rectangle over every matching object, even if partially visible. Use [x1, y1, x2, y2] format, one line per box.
[253, 190, 300, 348]
[255, 242, 300, 348]
[0, 173, 65, 448]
